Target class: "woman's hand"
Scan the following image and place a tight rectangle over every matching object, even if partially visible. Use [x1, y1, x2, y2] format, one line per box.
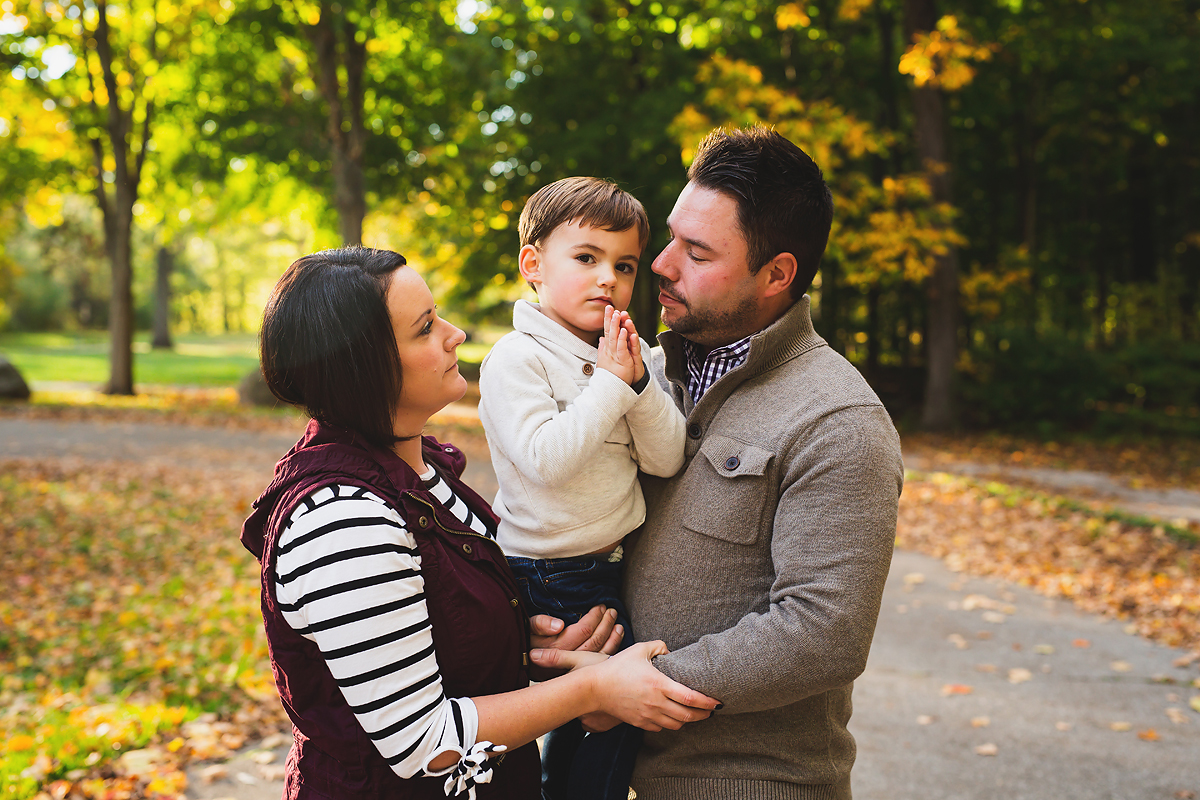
[531, 641, 720, 732]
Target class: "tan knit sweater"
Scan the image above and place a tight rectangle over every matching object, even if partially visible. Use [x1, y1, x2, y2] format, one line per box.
[624, 297, 904, 800]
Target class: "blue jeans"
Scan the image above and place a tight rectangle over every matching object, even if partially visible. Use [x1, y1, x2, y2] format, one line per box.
[506, 554, 642, 800]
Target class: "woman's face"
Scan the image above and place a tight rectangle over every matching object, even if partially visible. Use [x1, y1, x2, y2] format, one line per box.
[386, 267, 468, 433]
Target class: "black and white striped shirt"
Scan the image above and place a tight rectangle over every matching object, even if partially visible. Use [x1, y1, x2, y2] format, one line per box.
[274, 468, 496, 785]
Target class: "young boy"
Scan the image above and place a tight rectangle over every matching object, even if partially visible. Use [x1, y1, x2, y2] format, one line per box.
[477, 177, 686, 800]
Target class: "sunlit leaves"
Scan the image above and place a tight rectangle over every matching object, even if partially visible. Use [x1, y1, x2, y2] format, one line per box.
[899, 15, 998, 91]
[670, 55, 964, 286]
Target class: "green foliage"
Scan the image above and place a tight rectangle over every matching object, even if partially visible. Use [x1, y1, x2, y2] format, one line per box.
[0, 0, 1197, 425]
[961, 327, 1200, 435]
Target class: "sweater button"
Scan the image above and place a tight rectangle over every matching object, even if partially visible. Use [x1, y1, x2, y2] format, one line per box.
[418, 515, 429, 528]
[510, 597, 519, 607]
[724, 456, 740, 470]
[687, 423, 702, 439]
[462, 543, 473, 554]
[582, 363, 594, 376]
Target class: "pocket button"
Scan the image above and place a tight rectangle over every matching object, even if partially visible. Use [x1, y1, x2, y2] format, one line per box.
[462, 543, 473, 555]
[724, 456, 740, 470]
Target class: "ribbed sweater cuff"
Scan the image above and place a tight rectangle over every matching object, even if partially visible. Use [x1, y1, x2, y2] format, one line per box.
[632, 777, 850, 800]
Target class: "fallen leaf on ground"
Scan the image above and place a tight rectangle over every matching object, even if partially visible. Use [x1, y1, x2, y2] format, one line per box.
[947, 633, 969, 650]
[971, 716, 990, 727]
[1111, 661, 1133, 673]
[1110, 721, 1132, 731]
[1137, 728, 1161, 741]
[1055, 721, 1072, 731]
[1165, 708, 1188, 725]
[941, 684, 974, 696]
[200, 764, 229, 784]
[982, 611, 1007, 624]
[1008, 668, 1033, 684]
[975, 664, 998, 673]
[916, 715, 935, 725]
[974, 743, 998, 756]
[1034, 644, 1055, 655]
[259, 763, 287, 781]
[1190, 696, 1200, 713]
[1073, 639, 1091, 648]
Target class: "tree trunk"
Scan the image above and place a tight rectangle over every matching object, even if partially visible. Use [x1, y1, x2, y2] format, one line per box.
[308, 2, 368, 245]
[95, 0, 150, 396]
[152, 246, 174, 349]
[817, 256, 842, 354]
[905, 0, 960, 430]
[866, 284, 881, 378]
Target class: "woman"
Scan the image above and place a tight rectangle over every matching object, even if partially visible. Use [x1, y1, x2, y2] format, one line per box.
[240, 247, 716, 799]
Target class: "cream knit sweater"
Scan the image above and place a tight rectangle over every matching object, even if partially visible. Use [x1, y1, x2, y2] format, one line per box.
[624, 297, 904, 800]
[478, 300, 686, 559]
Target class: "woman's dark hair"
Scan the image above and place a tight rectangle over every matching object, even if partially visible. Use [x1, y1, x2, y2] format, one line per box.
[260, 246, 408, 448]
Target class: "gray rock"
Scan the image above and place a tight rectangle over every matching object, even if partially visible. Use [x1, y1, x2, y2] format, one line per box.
[237, 367, 281, 408]
[0, 357, 31, 400]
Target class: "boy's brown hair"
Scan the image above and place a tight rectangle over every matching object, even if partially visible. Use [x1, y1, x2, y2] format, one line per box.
[518, 176, 651, 252]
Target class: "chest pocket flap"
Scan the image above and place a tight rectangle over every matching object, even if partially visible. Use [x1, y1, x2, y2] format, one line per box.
[682, 434, 775, 545]
[699, 433, 773, 477]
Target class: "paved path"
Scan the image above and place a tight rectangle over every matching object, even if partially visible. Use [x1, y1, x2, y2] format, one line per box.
[3, 414, 1198, 799]
[904, 452, 1200, 525]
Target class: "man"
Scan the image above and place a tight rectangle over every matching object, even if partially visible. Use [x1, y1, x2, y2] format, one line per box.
[623, 126, 904, 799]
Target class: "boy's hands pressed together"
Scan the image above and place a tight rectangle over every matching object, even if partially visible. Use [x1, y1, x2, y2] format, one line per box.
[596, 306, 645, 386]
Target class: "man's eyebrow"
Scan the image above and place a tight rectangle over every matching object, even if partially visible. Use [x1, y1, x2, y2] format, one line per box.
[665, 219, 715, 253]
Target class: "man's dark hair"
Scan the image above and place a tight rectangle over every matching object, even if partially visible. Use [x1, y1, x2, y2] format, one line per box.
[519, 176, 651, 251]
[687, 126, 834, 299]
[260, 246, 407, 448]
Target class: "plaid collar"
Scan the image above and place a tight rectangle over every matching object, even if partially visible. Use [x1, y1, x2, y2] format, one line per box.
[683, 334, 754, 404]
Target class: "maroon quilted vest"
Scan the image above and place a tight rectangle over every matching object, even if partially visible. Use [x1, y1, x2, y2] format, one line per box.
[241, 420, 540, 799]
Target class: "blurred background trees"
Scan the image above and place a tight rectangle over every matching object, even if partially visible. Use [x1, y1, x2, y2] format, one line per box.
[1, 0, 1197, 433]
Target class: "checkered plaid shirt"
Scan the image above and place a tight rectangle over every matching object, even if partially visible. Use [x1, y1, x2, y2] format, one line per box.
[683, 334, 754, 405]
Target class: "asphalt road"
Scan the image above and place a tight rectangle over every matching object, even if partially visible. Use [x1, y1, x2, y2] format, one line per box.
[3, 414, 1198, 800]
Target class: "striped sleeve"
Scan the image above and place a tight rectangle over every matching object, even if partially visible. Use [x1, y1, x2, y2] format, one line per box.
[274, 484, 482, 782]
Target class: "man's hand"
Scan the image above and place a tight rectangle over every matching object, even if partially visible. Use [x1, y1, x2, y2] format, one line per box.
[528, 605, 622, 680]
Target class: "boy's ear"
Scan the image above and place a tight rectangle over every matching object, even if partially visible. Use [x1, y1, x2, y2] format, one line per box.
[518, 244, 541, 286]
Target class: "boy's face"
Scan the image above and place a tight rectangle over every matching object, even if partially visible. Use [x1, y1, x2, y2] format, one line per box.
[519, 220, 642, 345]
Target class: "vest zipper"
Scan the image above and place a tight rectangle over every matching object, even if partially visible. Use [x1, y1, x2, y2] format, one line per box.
[406, 491, 527, 755]
[404, 493, 504, 550]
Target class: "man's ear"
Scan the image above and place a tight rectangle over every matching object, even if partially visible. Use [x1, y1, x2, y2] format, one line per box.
[759, 252, 799, 300]
[518, 244, 541, 286]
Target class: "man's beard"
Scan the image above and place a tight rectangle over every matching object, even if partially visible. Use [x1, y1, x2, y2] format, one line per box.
[659, 279, 757, 344]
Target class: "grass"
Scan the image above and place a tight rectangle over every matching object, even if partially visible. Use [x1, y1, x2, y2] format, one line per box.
[0, 332, 261, 388]
[0, 331, 494, 389]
